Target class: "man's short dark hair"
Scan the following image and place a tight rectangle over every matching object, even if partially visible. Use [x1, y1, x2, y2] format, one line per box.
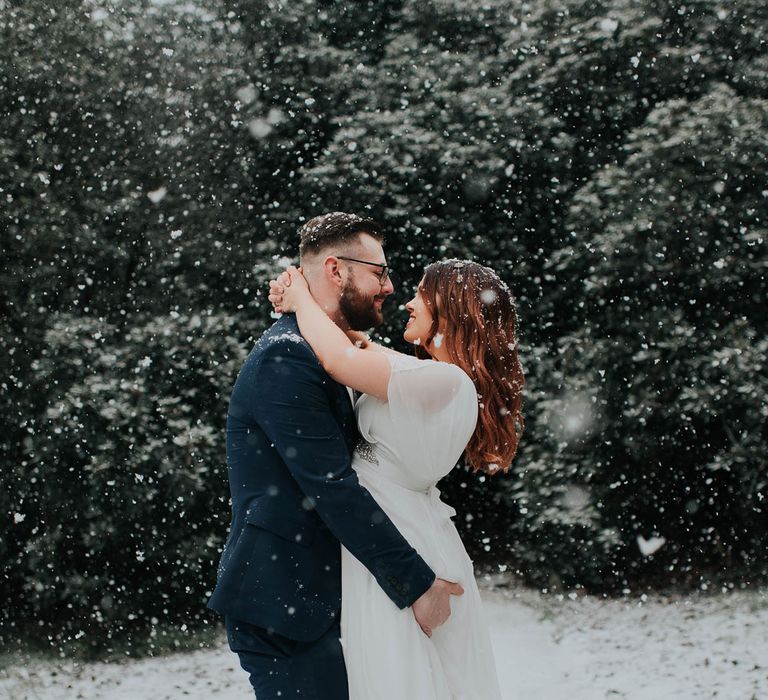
[298, 212, 384, 258]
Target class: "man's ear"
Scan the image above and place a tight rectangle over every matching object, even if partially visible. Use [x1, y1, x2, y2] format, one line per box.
[323, 255, 344, 288]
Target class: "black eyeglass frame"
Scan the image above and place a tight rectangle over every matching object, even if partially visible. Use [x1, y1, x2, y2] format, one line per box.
[336, 255, 391, 285]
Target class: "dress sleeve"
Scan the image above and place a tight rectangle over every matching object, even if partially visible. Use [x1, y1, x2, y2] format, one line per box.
[385, 353, 479, 481]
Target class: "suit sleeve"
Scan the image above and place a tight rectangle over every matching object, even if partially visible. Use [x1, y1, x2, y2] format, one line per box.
[250, 339, 435, 608]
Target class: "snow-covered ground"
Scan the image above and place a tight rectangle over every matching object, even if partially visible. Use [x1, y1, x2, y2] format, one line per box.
[2, 585, 766, 699]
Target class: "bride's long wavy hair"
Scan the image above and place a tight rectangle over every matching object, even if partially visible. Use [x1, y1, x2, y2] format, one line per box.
[414, 260, 525, 474]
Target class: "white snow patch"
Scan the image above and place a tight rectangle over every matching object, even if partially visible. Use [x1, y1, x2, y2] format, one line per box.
[236, 85, 257, 104]
[480, 289, 497, 305]
[147, 187, 167, 204]
[1, 586, 766, 699]
[555, 394, 593, 437]
[268, 332, 305, 345]
[248, 119, 272, 138]
[637, 534, 666, 556]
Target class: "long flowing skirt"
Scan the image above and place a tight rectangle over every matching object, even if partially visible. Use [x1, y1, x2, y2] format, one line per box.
[340, 468, 502, 700]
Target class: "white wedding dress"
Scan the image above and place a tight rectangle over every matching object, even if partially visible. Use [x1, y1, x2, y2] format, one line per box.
[341, 352, 502, 700]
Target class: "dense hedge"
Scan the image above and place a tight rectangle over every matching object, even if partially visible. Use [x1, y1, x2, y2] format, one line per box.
[2, 312, 247, 649]
[2, 0, 766, 650]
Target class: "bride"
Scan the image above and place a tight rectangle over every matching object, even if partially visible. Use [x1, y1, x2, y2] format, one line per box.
[269, 258, 524, 699]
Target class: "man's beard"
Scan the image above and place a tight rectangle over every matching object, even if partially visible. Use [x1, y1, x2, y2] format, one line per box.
[339, 278, 383, 331]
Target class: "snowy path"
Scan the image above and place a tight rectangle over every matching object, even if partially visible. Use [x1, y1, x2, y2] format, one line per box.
[2, 587, 766, 699]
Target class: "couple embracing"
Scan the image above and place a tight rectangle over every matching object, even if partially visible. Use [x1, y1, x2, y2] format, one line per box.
[208, 212, 525, 699]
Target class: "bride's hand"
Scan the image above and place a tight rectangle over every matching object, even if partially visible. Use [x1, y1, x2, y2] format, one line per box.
[268, 266, 309, 313]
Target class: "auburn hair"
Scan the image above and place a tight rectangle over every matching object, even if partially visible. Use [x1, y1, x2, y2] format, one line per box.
[414, 260, 525, 475]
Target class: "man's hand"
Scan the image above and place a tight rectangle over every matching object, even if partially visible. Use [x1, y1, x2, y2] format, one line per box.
[411, 577, 464, 637]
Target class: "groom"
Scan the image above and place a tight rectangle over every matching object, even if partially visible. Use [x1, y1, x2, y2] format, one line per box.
[208, 212, 463, 699]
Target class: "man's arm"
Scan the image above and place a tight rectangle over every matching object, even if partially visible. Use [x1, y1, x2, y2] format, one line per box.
[250, 339, 435, 608]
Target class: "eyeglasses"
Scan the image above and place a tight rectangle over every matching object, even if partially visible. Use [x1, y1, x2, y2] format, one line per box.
[336, 256, 390, 285]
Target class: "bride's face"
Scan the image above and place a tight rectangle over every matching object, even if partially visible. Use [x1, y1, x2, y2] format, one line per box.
[403, 281, 435, 347]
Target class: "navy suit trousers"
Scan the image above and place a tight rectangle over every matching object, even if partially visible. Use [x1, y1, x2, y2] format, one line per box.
[226, 616, 348, 700]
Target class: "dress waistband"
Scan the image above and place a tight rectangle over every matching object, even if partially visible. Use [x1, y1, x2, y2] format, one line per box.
[352, 456, 457, 522]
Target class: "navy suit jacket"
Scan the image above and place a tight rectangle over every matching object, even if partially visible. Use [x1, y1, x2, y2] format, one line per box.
[207, 315, 435, 642]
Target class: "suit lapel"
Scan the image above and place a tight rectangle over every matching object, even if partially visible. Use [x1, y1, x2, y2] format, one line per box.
[331, 381, 359, 452]
[278, 315, 359, 452]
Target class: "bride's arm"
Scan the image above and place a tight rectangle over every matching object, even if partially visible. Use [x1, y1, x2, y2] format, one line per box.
[272, 267, 391, 401]
[345, 330, 398, 355]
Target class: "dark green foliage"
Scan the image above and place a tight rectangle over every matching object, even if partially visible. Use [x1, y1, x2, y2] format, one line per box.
[533, 83, 768, 587]
[2, 0, 766, 651]
[3, 311, 249, 652]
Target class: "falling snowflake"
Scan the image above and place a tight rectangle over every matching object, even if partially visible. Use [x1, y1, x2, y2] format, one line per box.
[147, 187, 167, 203]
